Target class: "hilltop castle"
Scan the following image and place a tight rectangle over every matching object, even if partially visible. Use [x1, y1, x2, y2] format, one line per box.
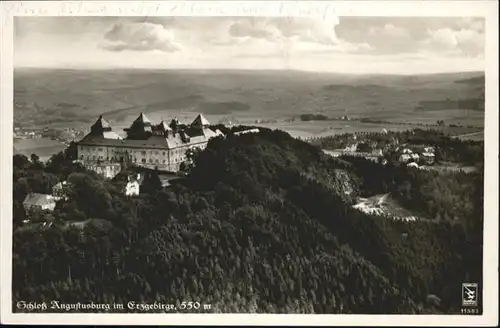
[76, 113, 223, 174]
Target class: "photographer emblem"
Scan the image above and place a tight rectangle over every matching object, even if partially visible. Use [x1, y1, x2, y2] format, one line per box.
[462, 283, 478, 307]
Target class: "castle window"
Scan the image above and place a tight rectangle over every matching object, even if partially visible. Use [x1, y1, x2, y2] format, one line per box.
[163, 152, 166, 156]
[106, 156, 109, 161]
[142, 158, 146, 163]
[93, 155, 96, 160]
[163, 160, 166, 164]
[149, 158, 153, 163]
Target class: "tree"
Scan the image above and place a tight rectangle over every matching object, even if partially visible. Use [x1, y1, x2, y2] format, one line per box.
[357, 142, 372, 153]
[140, 170, 162, 194]
[13, 154, 30, 170]
[11, 127, 483, 315]
[30, 153, 40, 164]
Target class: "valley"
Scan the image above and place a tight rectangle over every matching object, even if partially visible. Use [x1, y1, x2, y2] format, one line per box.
[13, 69, 485, 161]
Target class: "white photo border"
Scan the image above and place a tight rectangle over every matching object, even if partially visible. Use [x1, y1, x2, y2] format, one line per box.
[1, 1, 498, 326]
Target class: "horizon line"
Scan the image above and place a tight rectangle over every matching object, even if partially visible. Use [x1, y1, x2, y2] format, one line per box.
[13, 66, 485, 77]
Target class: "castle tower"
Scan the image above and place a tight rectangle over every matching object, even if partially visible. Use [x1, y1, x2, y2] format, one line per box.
[124, 112, 153, 139]
[191, 113, 211, 129]
[90, 115, 113, 136]
[153, 120, 173, 137]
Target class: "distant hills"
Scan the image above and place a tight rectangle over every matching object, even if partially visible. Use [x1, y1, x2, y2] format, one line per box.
[14, 68, 484, 129]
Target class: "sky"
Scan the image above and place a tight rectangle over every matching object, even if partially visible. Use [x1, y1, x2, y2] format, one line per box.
[14, 16, 485, 74]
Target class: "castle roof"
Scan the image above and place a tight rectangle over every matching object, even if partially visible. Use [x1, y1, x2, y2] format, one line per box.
[133, 112, 152, 126]
[157, 120, 173, 132]
[23, 193, 55, 207]
[86, 115, 122, 141]
[78, 132, 212, 150]
[91, 115, 112, 132]
[192, 114, 210, 127]
[125, 112, 153, 136]
[79, 114, 222, 150]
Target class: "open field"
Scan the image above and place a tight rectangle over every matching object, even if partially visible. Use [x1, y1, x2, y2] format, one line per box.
[452, 131, 485, 141]
[421, 163, 479, 173]
[13, 138, 66, 162]
[259, 120, 417, 139]
[14, 69, 484, 159]
[15, 69, 484, 129]
[353, 193, 424, 222]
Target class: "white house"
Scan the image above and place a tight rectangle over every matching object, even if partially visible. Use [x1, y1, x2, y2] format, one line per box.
[410, 153, 420, 162]
[52, 181, 69, 201]
[424, 147, 435, 153]
[421, 152, 436, 165]
[124, 174, 141, 196]
[399, 154, 411, 163]
[23, 193, 57, 212]
[407, 162, 419, 168]
[344, 143, 358, 152]
[234, 128, 260, 136]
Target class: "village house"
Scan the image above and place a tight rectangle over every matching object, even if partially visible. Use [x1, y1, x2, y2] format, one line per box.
[124, 174, 141, 197]
[399, 153, 412, 163]
[344, 142, 358, 152]
[52, 181, 70, 201]
[405, 145, 436, 165]
[420, 152, 436, 165]
[407, 162, 419, 169]
[75, 113, 224, 177]
[234, 128, 260, 136]
[82, 162, 123, 179]
[23, 193, 57, 212]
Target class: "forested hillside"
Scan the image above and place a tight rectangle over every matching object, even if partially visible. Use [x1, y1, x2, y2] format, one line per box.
[12, 128, 483, 314]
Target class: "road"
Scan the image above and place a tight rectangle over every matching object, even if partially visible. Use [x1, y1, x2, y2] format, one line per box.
[451, 131, 483, 139]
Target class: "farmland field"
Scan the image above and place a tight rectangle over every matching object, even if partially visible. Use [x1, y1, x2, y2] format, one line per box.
[14, 68, 485, 158]
[13, 138, 66, 162]
[14, 69, 485, 127]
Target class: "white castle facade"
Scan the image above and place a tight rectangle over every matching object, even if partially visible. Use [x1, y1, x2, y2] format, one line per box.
[76, 113, 223, 174]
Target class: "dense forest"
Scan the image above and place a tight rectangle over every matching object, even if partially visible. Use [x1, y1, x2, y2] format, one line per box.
[12, 127, 483, 314]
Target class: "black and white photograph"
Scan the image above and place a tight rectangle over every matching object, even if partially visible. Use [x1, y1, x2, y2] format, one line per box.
[1, 1, 498, 326]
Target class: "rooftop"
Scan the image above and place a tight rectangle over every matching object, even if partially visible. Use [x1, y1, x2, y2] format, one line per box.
[91, 115, 112, 131]
[23, 193, 55, 207]
[79, 128, 219, 149]
[192, 113, 211, 127]
[78, 114, 221, 149]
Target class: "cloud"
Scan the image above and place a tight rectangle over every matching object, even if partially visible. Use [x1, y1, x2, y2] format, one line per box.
[335, 17, 485, 58]
[214, 17, 375, 57]
[424, 27, 484, 57]
[225, 17, 341, 46]
[229, 19, 283, 42]
[15, 16, 485, 74]
[101, 22, 181, 52]
[369, 23, 410, 38]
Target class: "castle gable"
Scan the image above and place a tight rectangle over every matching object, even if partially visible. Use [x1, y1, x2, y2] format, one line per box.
[90, 115, 115, 135]
[191, 114, 210, 127]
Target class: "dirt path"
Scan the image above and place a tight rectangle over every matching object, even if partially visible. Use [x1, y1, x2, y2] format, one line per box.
[451, 131, 483, 139]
